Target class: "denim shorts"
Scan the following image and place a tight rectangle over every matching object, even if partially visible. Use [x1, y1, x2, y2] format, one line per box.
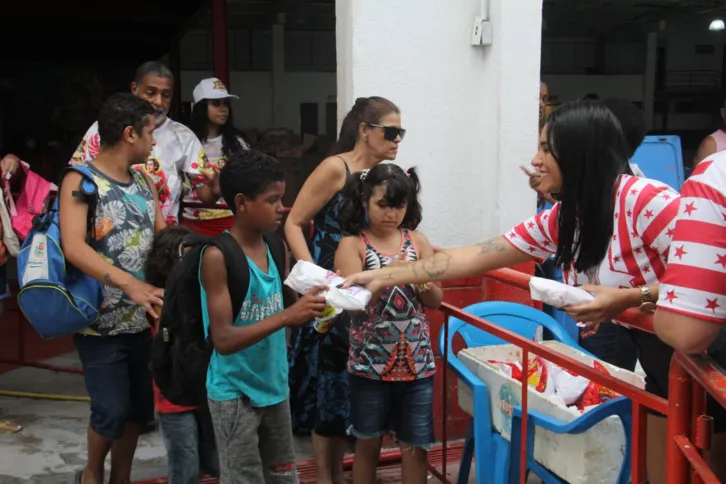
[74, 330, 154, 441]
[349, 375, 435, 448]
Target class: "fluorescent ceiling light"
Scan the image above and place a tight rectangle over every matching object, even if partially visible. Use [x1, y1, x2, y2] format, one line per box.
[709, 19, 725, 31]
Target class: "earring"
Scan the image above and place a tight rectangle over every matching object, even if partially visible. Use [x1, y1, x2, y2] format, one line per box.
[364, 136, 369, 143]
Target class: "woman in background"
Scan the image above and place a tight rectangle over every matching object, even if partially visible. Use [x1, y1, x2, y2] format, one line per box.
[186, 78, 249, 236]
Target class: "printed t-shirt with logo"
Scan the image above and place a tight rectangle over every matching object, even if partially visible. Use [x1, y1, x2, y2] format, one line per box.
[184, 135, 249, 221]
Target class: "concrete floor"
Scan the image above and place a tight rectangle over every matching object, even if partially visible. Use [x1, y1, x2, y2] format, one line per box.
[0, 353, 541, 484]
[0, 352, 315, 484]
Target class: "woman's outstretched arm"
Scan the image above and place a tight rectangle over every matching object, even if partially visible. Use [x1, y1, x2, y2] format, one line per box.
[345, 236, 532, 292]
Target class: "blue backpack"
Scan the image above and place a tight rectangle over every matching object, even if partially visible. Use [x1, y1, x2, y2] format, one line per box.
[17, 165, 104, 339]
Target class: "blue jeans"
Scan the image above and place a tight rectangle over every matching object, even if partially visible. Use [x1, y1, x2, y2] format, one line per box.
[579, 322, 638, 372]
[349, 375, 435, 448]
[159, 409, 220, 484]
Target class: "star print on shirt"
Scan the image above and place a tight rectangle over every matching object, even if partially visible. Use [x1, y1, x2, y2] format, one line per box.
[673, 246, 687, 260]
[705, 298, 720, 313]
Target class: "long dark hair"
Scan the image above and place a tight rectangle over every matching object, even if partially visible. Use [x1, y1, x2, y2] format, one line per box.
[145, 225, 194, 288]
[330, 96, 400, 156]
[339, 164, 422, 235]
[190, 99, 246, 157]
[547, 101, 631, 273]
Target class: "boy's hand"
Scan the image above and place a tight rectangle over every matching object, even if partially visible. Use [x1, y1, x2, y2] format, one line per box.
[123, 279, 164, 319]
[286, 285, 328, 326]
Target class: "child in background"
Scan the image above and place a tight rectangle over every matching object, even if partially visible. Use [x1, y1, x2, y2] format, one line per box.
[334, 164, 443, 484]
[145, 225, 220, 484]
[200, 150, 328, 484]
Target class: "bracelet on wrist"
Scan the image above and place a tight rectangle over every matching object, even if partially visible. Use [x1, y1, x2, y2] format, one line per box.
[415, 282, 432, 293]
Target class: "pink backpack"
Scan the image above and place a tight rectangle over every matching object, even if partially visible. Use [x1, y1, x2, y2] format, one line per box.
[4, 161, 56, 241]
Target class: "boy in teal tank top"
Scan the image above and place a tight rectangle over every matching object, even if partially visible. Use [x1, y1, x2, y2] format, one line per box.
[200, 150, 328, 484]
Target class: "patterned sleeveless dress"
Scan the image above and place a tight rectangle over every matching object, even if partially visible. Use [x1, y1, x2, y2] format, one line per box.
[288, 157, 352, 438]
[349, 230, 436, 382]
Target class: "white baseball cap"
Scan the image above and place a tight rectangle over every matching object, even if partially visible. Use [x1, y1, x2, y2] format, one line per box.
[192, 77, 239, 105]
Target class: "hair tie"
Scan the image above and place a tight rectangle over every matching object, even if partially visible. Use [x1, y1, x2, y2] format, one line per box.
[360, 169, 370, 180]
[405, 169, 411, 177]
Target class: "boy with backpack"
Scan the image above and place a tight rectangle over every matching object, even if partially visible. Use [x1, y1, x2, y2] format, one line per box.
[58, 92, 165, 484]
[145, 225, 220, 483]
[199, 150, 327, 483]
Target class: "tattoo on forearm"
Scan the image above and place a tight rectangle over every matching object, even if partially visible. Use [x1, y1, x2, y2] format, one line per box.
[421, 252, 452, 279]
[104, 273, 112, 284]
[477, 238, 506, 256]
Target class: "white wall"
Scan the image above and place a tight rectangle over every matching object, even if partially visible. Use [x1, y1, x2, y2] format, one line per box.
[337, 0, 541, 247]
[179, 70, 335, 133]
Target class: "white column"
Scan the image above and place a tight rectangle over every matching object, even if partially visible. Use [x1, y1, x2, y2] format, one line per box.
[272, 22, 285, 128]
[336, 0, 542, 247]
[643, 32, 658, 130]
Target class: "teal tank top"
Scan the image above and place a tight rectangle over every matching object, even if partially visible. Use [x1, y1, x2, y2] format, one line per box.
[200, 244, 288, 406]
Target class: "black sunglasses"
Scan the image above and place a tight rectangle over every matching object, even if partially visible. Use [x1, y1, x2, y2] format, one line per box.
[368, 123, 406, 141]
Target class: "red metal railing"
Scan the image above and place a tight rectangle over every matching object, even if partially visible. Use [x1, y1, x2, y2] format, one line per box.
[432, 269, 664, 484]
[437, 267, 723, 484]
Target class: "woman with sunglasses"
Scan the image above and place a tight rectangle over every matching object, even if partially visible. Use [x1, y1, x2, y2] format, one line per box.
[344, 100, 684, 484]
[285, 96, 404, 484]
[186, 77, 249, 236]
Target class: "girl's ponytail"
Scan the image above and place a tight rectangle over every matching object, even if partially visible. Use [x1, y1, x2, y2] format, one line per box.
[405, 167, 422, 199]
[400, 166, 423, 231]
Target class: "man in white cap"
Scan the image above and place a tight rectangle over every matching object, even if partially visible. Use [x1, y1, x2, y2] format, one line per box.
[71, 61, 220, 225]
[185, 77, 250, 235]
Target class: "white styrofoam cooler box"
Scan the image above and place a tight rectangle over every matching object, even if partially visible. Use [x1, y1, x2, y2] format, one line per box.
[457, 341, 645, 484]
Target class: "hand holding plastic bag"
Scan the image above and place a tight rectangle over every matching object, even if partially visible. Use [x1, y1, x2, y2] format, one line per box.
[284, 261, 372, 332]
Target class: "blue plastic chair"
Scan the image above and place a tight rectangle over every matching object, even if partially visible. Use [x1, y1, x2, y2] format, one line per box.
[508, 397, 632, 484]
[439, 301, 581, 484]
[631, 134, 685, 191]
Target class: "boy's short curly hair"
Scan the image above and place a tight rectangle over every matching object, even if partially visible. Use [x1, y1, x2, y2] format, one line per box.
[219, 150, 286, 213]
[97, 92, 155, 148]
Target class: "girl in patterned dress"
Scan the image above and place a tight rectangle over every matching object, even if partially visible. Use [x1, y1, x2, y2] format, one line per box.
[335, 164, 443, 484]
[285, 97, 404, 484]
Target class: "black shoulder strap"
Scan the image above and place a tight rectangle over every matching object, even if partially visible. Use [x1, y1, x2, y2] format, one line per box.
[335, 155, 351, 175]
[211, 233, 250, 321]
[60, 165, 99, 243]
[262, 232, 287, 278]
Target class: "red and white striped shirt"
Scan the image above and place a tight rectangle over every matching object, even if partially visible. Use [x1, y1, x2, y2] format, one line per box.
[505, 175, 681, 322]
[657, 151, 726, 323]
